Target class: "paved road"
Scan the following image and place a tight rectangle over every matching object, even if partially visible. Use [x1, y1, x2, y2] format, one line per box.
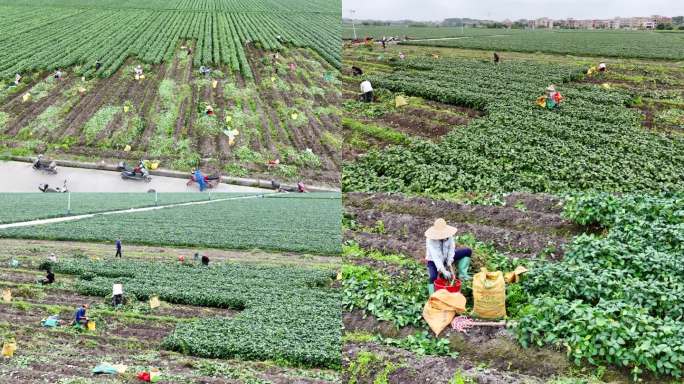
[0, 161, 268, 193]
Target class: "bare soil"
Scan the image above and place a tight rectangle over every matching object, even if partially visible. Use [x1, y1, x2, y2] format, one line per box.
[344, 192, 579, 261]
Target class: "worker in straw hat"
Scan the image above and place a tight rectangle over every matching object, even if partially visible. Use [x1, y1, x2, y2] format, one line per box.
[425, 219, 473, 295]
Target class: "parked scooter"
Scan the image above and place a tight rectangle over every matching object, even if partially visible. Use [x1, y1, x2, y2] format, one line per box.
[39, 180, 68, 193]
[33, 155, 57, 174]
[119, 160, 152, 183]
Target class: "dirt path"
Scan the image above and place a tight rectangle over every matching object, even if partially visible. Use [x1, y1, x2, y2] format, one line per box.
[0, 238, 340, 269]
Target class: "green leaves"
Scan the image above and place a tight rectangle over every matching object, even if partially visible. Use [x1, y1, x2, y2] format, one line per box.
[51, 257, 342, 369]
[517, 193, 684, 379]
[343, 58, 684, 194]
[0, 193, 343, 255]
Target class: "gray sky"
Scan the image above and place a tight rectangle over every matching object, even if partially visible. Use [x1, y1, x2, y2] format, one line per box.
[342, 0, 684, 21]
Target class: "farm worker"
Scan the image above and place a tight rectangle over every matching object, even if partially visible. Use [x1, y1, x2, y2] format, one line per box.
[193, 252, 200, 262]
[199, 66, 211, 76]
[351, 66, 363, 76]
[72, 304, 89, 326]
[381, 36, 386, 49]
[289, 62, 297, 71]
[493, 52, 500, 64]
[133, 159, 148, 177]
[95, 60, 102, 71]
[187, 47, 192, 55]
[201, 255, 210, 266]
[598, 62, 607, 72]
[40, 268, 55, 285]
[14, 73, 21, 85]
[547, 85, 563, 109]
[54, 69, 63, 79]
[399, 52, 406, 60]
[424, 219, 472, 293]
[194, 169, 207, 191]
[112, 283, 123, 307]
[115, 239, 122, 258]
[297, 181, 309, 193]
[134, 65, 143, 80]
[205, 105, 214, 116]
[360, 79, 373, 103]
[540, 85, 563, 110]
[48, 252, 57, 263]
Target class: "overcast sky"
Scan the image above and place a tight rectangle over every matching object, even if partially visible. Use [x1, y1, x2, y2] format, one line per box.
[342, 0, 684, 21]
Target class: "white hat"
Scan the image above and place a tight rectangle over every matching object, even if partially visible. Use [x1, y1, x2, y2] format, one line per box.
[425, 218, 457, 240]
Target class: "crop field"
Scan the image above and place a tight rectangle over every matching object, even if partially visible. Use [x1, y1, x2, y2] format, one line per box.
[0, 193, 342, 255]
[0, 192, 260, 224]
[403, 30, 684, 61]
[0, 0, 343, 185]
[0, 239, 341, 383]
[341, 192, 683, 383]
[340, 32, 684, 384]
[342, 45, 684, 194]
[0, 1, 340, 78]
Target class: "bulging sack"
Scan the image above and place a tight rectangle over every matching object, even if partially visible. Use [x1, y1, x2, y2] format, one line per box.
[422, 289, 466, 335]
[473, 268, 506, 319]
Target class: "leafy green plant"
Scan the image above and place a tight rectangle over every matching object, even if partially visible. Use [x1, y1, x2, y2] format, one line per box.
[49, 258, 341, 369]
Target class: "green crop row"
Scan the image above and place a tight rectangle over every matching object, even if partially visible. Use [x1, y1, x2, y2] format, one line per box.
[0, 2, 340, 80]
[0, 194, 342, 255]
[343, 57, 684, 194]
[403, 30, 684, 60]
[46, 258, 341, 368]
[517, 193, 684, 379]
[0, 192, 257, 224]
[1, 0, 340, 13]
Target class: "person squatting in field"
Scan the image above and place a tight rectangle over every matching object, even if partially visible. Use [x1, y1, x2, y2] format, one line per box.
[72, 304, 89, 326]
[360, 79, 373, 103]
[425, 218, 472, 295]
[112, 283, 123, 307]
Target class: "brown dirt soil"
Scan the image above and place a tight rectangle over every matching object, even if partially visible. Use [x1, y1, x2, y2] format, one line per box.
[344, 192, 579, 261]
[343, 341, 544, 384]
[0, 238, 340, 271]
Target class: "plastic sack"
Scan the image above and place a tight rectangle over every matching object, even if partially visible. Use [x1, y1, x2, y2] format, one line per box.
[92, 363, 118, 375]
[212, 80, 218, 89]
[395, 95, 408, 108]
[87, 320, 96, 331]
[2, 288, 11, 303]
[504, 266, 529, 284]
[472, 268, 506, 319]
[149, 296, 160, 309]
[422, 288, 466, 335]
[2, 341, 17, 358]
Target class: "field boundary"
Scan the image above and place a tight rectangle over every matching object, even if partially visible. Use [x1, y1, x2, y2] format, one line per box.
[0, 194, 267, 229]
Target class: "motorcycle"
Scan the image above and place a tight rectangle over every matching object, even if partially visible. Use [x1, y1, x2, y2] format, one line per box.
[39, 180, 68, 193]
[119, 161, 152, 183]
[121, 169, 152, 182]
[33, 157, 57, 174]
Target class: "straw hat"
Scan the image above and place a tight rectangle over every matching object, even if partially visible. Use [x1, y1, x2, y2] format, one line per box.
[425, 218, 457, 240]
[546, 85, 556, 92]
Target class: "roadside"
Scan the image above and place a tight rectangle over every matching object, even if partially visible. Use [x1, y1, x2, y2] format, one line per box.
[0, 160, 269, 193]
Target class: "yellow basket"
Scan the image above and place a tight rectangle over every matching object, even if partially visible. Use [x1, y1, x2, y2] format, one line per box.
[2, 342, 17, 358]
[86, 320, 96, 331]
